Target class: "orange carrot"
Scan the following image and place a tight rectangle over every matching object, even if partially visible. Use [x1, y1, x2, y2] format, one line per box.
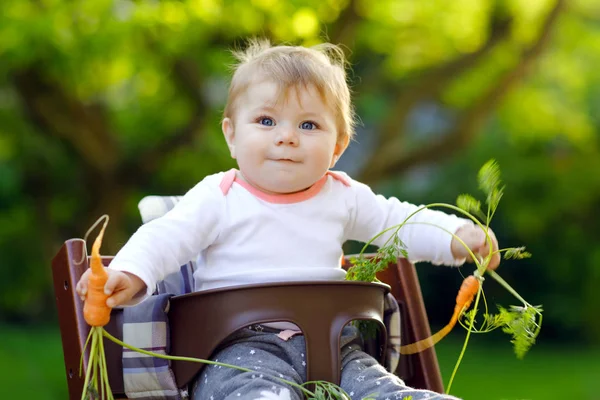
[400, 275, 480, 354]
[452, 274, 480, 317]
[83, 217, 111, 327]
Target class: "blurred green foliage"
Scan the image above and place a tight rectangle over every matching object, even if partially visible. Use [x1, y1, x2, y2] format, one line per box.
[0, 0, 599, 352]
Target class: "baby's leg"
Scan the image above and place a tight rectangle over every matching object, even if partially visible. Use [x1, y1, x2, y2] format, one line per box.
[340, 351, 461, 400]
[340, 327, 461, 400]
[192, 328, 307, 400]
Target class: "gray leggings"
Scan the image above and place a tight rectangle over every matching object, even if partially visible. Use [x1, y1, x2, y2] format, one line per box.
[191, 325, 460, 400]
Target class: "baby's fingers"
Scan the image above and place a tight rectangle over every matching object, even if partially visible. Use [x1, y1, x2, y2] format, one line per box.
[104, 272, 136, 308]
[487, 252, 501, 270]
[76, 269, 91, 301]
[461, 228, 487, 260]
[481, 230, 500, 270]
[106, 288, 134, 308]
[104, 271, 123, 296]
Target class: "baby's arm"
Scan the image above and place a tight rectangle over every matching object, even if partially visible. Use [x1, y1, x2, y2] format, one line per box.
[344, 177, 474, 266]
[76, 177, 225, 307]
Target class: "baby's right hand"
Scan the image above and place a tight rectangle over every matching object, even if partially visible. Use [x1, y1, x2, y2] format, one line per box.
[76, 268, 146, 308]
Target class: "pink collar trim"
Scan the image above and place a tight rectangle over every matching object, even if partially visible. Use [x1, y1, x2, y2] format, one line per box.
[219, 169, 349, 204]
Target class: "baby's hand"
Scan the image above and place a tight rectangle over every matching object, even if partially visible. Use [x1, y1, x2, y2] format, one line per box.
[451, 224, 500, 270]
[76, 268, 146, 308]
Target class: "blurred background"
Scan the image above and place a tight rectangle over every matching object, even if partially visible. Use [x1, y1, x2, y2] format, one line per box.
[1, 0, 599, 398]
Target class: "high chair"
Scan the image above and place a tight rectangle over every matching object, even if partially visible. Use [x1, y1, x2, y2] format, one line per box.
[52, 239, 445, 399]
[52, 193, 445, 399]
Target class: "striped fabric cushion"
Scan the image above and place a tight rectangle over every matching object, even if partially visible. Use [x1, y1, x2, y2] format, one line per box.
[122, 294, 181, 399]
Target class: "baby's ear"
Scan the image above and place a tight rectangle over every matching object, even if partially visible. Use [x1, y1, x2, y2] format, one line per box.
[330, 135, 349, 167]
[222, 118, 236, 158]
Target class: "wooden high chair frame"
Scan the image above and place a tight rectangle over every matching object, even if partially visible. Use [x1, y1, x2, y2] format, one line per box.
[52, 239, 445, 399]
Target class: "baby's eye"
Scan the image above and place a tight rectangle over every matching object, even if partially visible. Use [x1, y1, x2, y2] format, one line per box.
[300, 121, 317, 130]
[258, 117, 275, 126]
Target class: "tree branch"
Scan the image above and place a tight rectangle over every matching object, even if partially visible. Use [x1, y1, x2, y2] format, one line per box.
[354, 10, 513, 181]
[12, 66, 119, 175]
[327, 0, 362, 46]
[359, 0, 566, 183]
[373, 11, 513, 143]
[122, 56, 210, 183]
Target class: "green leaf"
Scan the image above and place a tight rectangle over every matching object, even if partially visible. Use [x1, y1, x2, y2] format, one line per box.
[503, 247, 532, 260]
[477, 159, 501, 197]
[462, 308, 478, 325]
[346, 233, 407, 283]
[488, 187, 505, 219]
[477, 159, 505, 219]
[456, 193, 485, 221]
[498, 305, 543, 359]
[481, 312, 505, 331]
[305, 380, 353, 399]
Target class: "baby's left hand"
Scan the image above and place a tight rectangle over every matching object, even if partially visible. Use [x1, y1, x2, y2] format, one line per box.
[451, 224, 500, 270]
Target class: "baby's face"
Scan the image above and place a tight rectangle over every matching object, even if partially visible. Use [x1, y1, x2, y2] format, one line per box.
[223, 80, 346, 194]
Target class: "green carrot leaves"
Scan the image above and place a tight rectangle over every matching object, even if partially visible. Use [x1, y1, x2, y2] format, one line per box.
[498, 305, 543, 359]
[477, 159, 505, 222]
[504, 247, 532, 260]
[346, 235, 406, 283]
[456, 194, 485, 222]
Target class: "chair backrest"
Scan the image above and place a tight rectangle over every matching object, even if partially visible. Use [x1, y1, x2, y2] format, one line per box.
[361, 258, 445, 392]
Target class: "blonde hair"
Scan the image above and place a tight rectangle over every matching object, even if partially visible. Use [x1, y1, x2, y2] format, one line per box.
[223, 39, 356, 141]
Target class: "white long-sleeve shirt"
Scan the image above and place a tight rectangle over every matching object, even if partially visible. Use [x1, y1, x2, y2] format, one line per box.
[110, 169, 468, 300]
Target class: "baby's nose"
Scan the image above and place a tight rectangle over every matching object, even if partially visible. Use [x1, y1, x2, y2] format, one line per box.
[275, 128, 298, 145]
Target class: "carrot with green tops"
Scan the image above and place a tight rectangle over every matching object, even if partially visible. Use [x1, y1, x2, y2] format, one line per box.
[79, 215, 114, 400]
[400, 274, 480, 354]
[83, 216, 111, 327]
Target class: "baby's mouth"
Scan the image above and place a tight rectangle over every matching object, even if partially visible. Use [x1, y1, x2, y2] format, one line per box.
[273, 158, 299, 163]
